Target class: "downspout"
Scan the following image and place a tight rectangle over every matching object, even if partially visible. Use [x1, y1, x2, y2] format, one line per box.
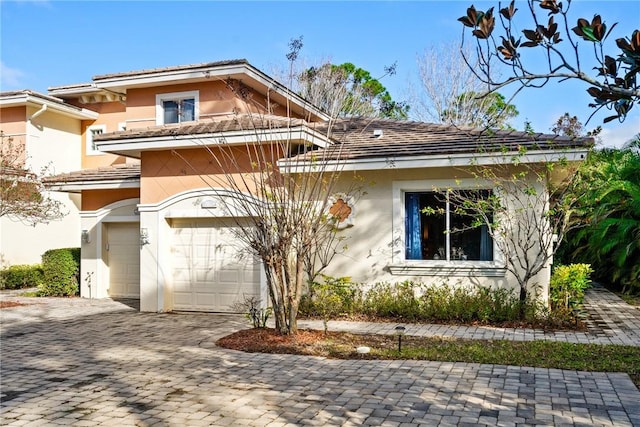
[28, 104, 48, 121]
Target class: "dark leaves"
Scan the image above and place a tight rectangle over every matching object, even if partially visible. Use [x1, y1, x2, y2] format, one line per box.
[498, 36, 520, 60]
[521, 17, 561, 47]
[539, 0, 562, 15]
[572, 15, 607, 42]
[616, 30, 640, 58]
[596, 56, 617, 78]
[458, 5, 480, 27]
[522, 29, 542, 47]
[500, 0, 517, 20]
[459, 5, 495, 39]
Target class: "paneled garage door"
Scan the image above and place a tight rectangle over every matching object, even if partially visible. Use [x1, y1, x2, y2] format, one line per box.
[171, 218, 261, 312]
[107, 222, 140, 298]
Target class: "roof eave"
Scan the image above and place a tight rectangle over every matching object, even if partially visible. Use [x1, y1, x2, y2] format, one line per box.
[94, 125, 334, 157]
[278, 148, 590, 173]
[0, 93, 99, 120]
[46, 179, 140, 192]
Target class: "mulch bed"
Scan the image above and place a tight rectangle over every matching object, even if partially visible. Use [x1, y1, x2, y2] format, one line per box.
[0, 301, 29, 309]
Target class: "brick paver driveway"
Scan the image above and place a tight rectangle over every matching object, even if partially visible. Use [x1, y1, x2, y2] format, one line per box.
[1, 297, 639, 426]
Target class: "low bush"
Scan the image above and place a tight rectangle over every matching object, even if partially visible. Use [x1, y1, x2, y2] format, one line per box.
[301, 280, 545, 325]
[301, 276, 358, 332]
[0, 264, 43, 290]
[39, 248, 80, 297]
[550, 264, 593, 313]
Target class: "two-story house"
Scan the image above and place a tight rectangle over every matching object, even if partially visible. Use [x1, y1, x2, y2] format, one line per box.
[4, 59, 591, 313]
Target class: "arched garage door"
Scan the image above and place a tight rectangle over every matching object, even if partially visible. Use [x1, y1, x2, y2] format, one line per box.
[171, 218, 261, 312]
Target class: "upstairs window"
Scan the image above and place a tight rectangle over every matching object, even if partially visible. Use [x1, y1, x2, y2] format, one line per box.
[156, 91, 199, 125]
[405, 190, 493, 262]
[86, 124, 106, 156]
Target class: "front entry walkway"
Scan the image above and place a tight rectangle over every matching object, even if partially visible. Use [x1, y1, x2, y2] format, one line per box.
[1, 286, 639, 426]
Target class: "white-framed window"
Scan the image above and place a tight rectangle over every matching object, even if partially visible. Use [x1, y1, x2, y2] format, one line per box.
[392, 179, 503, 270]
[155, 90, 199, 125]
[404, 190, 493, 262]
[86, 124, 106, 156]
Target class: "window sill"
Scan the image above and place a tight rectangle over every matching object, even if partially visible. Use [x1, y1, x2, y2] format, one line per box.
[388, 263, 506, 277]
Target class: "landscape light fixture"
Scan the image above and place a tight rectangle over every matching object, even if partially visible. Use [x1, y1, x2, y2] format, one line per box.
[140, 228, 150, 246]
[395, 325, 406, 353]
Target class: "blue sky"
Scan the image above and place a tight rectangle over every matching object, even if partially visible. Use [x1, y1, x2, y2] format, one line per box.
[1, 0, 638, 147]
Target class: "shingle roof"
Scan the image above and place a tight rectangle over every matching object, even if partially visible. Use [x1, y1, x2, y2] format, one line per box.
[43, 164, 140, 185]
[94, 115, 308, 141]
[300, 118, 593, 161]
[94, 116, 593, 158]
[92, 59, 248, 81]
[46, 118, 592, 187]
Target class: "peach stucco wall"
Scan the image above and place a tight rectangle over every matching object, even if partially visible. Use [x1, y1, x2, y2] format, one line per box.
[0, 106, 27, 163]
[125, 80, 298, 131]
[82, 188, 141, 211]
[80, 102, 129, 169]
[140, 146, 284, 204]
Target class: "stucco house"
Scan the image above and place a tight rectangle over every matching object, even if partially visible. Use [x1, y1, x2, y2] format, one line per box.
[0, 91, 98, 265]
[12, 59, 592, 312]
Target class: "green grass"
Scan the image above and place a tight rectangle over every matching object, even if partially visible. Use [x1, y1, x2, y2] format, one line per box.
[344, 336, 640, 388]
[618, 293, 640, 307]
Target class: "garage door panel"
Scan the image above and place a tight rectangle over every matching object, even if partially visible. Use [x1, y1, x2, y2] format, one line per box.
[171, 218, 261, 312]
[107, 223, 140, 298]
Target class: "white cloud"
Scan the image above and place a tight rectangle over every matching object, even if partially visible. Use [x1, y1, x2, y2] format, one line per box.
[0, 62, 26, 90]
[598, 117, 640, 149]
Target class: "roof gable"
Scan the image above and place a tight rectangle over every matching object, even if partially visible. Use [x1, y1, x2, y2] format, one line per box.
[48, 59, 329, 122]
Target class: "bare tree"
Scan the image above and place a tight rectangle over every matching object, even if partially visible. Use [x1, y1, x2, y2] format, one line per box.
[442, 149, 587, 315]
[174, 40, 359, 335]
[0, 131, 65, 225]
[458, 0, 639, 123]
[411, 41, 518, 129]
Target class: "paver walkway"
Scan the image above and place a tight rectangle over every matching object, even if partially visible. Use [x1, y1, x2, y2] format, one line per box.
[1, 286, 639, 426]
[297, 284, 640, 347]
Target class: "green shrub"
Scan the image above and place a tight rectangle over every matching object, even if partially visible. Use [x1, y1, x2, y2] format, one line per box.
[550, 264, 593, 313]
[39, 248, 80, 297]
[301, 276, 358, 331]
[300, 279, 573, 325]
[0, 264, 43, 290]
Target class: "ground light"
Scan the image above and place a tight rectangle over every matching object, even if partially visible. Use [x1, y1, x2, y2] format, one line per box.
[394, 325, 406, 352]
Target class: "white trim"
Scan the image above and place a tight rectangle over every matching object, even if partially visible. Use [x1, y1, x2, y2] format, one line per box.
[155, 90, 199, 125]
[388, 265, 506, 277]
[47, 180, 140, 192]
[280, 149, 590, 173]
[118, 122, 127, 131]
[80, 198, 141, 221]
[79, 198, 140, 300]
[0, 93, 99, 120]
[86, 124, 107, 156]
[391, 178, 505, 272]
[125, 117, 155, 123]
[137, 187, 262, 215]
[95, 125, 332, 158]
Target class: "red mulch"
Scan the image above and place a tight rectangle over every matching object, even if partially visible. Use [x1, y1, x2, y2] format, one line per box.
[0, 301, 28, 309]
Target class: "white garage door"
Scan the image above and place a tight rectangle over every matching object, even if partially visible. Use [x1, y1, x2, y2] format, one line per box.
[107, 222, 140, 298]
[171, 218, 261, 312]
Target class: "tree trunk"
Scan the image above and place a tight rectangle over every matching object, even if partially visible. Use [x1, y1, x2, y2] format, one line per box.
[519, 285, 528, 319]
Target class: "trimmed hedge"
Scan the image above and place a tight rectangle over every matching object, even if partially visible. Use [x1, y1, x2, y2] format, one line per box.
[0, 264, 43, 290]
[39, 248, 80, 296]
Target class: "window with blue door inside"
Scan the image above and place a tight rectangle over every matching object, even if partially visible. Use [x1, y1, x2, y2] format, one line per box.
[405, 191, 493, 262]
